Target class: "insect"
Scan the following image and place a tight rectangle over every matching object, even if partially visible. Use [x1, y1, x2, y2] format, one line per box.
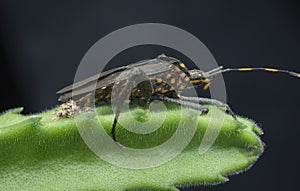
[56, 54, 300, 146]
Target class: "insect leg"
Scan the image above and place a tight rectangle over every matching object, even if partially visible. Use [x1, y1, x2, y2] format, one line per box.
[111, 102, 124, 147]
[111, 67, 150, 147]
[159, 96, 209, 115]
[178, 96, 237, 120]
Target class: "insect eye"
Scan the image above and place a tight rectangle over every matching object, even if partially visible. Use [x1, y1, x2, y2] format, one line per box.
[188, 69, 204, 80]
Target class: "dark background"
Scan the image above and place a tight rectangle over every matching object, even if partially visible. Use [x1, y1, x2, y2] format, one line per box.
[0, 0, 299, 190]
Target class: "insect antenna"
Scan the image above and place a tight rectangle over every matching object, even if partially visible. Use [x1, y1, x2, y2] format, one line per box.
[206, 67, 300, 78]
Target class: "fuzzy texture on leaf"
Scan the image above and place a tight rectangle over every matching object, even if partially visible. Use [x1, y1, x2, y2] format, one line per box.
[0, 105, 264, 191]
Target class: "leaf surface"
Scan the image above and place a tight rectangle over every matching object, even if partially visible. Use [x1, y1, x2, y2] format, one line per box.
[0, 105, 264, 191]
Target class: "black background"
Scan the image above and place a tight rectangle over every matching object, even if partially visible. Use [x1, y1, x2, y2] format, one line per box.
[0, 0, 300, 190]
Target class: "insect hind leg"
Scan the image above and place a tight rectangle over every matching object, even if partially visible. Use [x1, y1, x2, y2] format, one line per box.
[111, 67, 152, 147]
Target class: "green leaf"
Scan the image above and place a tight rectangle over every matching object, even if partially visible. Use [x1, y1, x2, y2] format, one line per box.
[0, 105, 264, 191]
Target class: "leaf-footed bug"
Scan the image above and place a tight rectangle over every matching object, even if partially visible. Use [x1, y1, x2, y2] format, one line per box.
[56, 54, 300, 146]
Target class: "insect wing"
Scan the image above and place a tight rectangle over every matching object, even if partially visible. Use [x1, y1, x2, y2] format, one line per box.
[57, 58, 176, 102]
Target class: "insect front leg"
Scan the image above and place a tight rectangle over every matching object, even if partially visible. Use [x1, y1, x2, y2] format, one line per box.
[158, 95, 209, 115]
[178, 95, 237, 120]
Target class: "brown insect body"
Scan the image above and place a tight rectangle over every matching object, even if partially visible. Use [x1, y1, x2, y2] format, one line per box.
[57, 54, 208, 107]
[56, 54, 300, 146]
